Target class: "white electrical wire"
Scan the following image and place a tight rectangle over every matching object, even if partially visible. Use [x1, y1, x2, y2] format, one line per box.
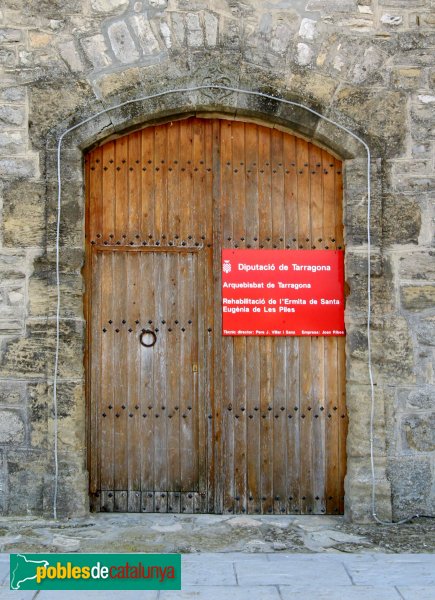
[54, 84, 421, 524]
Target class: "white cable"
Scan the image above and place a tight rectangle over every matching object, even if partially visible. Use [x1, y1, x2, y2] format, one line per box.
[54, 83, 417, 524]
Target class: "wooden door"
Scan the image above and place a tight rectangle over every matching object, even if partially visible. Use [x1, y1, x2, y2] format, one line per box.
[85, 118, 347, 515]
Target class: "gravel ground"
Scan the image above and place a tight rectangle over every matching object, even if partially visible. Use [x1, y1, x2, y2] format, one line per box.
[0, 514, 434, 555]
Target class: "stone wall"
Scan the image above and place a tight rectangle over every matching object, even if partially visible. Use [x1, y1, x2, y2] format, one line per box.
[0, 0, 433, 520]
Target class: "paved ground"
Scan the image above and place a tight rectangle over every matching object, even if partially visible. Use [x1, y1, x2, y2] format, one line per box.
[0, 515, 434, 599]
[1, 552, 435, 599]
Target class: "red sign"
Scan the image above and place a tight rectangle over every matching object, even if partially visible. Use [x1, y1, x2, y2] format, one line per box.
[222, 249, 345, 336]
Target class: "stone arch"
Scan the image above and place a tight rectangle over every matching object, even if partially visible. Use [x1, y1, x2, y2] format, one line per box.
[44, 82, 389, 521]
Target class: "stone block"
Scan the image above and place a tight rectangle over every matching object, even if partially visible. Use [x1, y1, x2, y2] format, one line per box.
[374, 317, 415, 383]
[2, 181, 46, 248]
[401, 285, 435, 310]
[6, 450, 46, 514]
[391, 67, 422, 90]
[0, 130, 26, 155]
[388, 457, 433, 519]
[186, 13, 203, 48]
[399, 386, 435, 410]
[382, 194, 421, 246]
[0, 381, 25, 405]
[28, 273, 84, 319]
[0, 46, 16, 67]
[204, 11, 218, 47]
[0, 409, 24, 444]
[130, 14, 160, 55]
[46, 180, 84, 248]
[0, 87, 25, 102]
[345, 456, 392, 522]
[0, 105, 25, 126]
[0, 251, 27, 281]
[398, 251, 435, 281]
[0, 319, 84, 380]
[333, 88, 407, 156]
[91, 0, 128, 12]
[81, 34, 112, 69]
[43, 455, 89, 518]
[295, 43, 313, 67]
[0, 28, 22, 42]
[346, 384, 386, 458]
[299, 18, 317, 41]
[345, 253, 394, 317]
[288, 72, 338, 108]
[344, 192, 382, 247]
[28, 382, 48, 450]
[29, 79, 96, 149]
[58, 40, 84, 72]
[352, 46, 386, 85]
[0, 157, 39, 180]
[401, 413, 435, 452]
[416, 316, 435, 347]
[28, 248, 84, 319]
[108, 20, 140, 64]
[381, 14, 403, 26]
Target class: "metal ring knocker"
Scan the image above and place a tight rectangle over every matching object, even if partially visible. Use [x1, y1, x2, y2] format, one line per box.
[140, 330, 157, 348]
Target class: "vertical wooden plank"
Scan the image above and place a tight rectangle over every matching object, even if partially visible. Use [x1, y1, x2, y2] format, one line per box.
[102, 142, 116, 242]
[286, 338, 300, 513]
[112, 252, 129, 492]
[297, 137, 313, 514]
[210, 119, 222, 513]
[244, 124, 261, 515]
[139, 252, 155, 493]
[309, 143, 326, 514]
[231, 122, 247, 514]
[178, 119, 193, 244]
[167, 121, 181, 245]
[100, 491, 114, 512]
[153, 252, 168, 492]
[155, 491, 168, 513]
[128, 131, 141, 241]
[220, 120, 235, 514]
[114, 490, 128, 512]
[141, 127, 155, 240]
[154, 124, 168, 240]
[89, 147, 103, 242]
[181, 492, 194, 514]
[141, 491, 155, 513]
[99, 251, 115, 496]
[193, 120, 208, 507]
[284, 134, 298, 248]
[258, 126, 273, 515]
[167, 124, 182, 498]
[126, 252, 141, 503]
[311, 335, 326, 514]
[296, 139, 310, 250]
[271, 129, 285, 247]
[166, 253, 181, 493]
[168, 491, 181, 514]
[323, 149, 339, 514]
[115, 136, 129, 243]
[284, 135, 300, 512]
[179, 254, 198, 491]
[322, 150, 336, 250]
[89, 250, 101, 505]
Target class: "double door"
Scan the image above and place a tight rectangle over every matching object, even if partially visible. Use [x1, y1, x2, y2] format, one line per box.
[85, 117, 347, 514]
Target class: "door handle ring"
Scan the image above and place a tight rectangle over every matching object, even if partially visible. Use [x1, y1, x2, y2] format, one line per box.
[140, 330, 157, 347]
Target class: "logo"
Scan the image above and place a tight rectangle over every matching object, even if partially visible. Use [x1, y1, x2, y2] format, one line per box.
[10, 554, 181, 591]
[223, 259, 232, 274]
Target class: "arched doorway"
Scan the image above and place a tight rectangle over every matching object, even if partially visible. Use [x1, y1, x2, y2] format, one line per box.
[84, 116, 347, 515]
